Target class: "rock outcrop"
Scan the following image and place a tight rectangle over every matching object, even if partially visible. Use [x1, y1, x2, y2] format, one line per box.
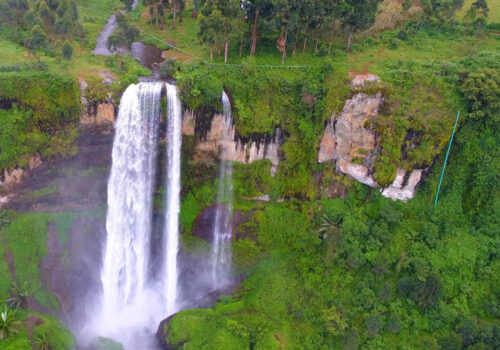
[381, 169, 423, 201]
[0, 154, 42, 191]
[318, 92, 382, 187]
[183, 110, 282, 175]
[318, 75, 424, 201]
[79, 77, 116, 125]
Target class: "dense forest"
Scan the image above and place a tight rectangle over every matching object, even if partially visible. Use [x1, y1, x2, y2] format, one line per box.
[0, 0, 498, 349]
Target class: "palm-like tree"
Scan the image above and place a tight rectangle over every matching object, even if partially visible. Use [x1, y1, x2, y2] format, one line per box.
[34, 332, 52, 350]
[7, 281, 31, 310]
[0, 305, 21, 340]
[318, 213, 342, 241]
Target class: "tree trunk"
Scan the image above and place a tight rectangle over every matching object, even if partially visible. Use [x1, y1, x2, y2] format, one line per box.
[210, 45, 213, 61]
[192, 7, 198, 18]
[172, 1, 177, 30]
[224, 40, 229, 63]
[302, 36, 307, 53]
[155, 3, 159, 29]
[346, 27, 353, 52]
[250, 8, 260, 56]
[281, 27, 288, 65]
[328, 42, 332, 55]
[217, 40, 221, 56]
[239, 37, 243, 57]
[179, 6, 183, 22]
[314, 39, 319, 54]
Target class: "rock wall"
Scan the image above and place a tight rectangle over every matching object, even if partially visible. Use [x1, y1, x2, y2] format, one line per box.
[318, 76, 424, 201]
[79, 78, 115, 125]
[183, 110, 282, 175]
[0, 154, 42, 189]
[319, 92, 382, 187]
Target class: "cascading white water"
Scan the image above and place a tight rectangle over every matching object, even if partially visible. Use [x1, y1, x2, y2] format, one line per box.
[97, 82, 163, 348]
[163, 83, 182, 316]
[211, 92, 234, 289]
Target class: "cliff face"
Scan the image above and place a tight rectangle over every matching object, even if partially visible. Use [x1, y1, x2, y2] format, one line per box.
[182, 110, 282, 175]
[79, 78, 115, 125]
[318, 76, 424, 201]
[0, 154, 43, 207]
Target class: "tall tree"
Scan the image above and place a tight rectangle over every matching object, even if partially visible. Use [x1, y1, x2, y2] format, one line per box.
[198, 1, 221, 60]
[336, 0, 380, 52]
[198, 0, 240, 62]
[244, 0, 274, 56]
[465, 0, 489, 32]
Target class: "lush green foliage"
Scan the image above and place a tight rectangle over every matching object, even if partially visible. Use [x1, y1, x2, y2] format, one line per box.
[168, 29, 499, 348]
[31, 313, 76, 350]
[0, 72, 80, 170]
[170, 111, 499, 347]
[0, 306, 20, 340]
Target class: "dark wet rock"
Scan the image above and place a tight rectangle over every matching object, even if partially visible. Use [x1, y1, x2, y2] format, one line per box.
[5, 125, 113, 212]
[156, 314, 176, 350]
[191, 204, 231, 242]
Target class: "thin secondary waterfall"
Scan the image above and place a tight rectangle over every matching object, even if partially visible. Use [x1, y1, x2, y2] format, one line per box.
[100, 82, 162, 330]
[211, 92, 234, 289]
[163, 83, 182, 316]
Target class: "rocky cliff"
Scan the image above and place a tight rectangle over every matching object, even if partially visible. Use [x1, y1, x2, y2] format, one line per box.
[79, 77, 116, 125]
[318, 76, 424, 201]
[182, 110, 282, 175]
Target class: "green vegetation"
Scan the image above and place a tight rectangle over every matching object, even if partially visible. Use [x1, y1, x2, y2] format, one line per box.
[164, 3, 499, 345]
[169, 92, 499, 347]
[92, 337, 125, 350]
[0, 72, 80, 170]
[23, 185, 59, 200]
[0, 0, 497, 348]
[0, 309, 75, 350]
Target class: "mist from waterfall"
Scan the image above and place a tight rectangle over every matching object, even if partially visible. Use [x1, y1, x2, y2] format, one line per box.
[96, 82, 164, 348]
[211, 92, 234, 289]
[163, 83, 182, 316]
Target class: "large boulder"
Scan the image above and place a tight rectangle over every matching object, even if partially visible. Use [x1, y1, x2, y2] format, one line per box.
[156, 314, 176, 350]
[317, 75, 425, 201]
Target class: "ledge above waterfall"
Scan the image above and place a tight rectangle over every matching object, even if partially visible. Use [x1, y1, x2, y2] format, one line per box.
[182, 109, 282, 176]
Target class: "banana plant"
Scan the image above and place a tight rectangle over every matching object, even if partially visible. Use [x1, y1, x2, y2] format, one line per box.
[34, 331, 52, 350]
[0, 305, 20, 340]
[7, 281, 31, 310]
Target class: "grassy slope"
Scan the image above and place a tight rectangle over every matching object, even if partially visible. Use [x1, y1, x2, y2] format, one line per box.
[0, 0, 143, 80]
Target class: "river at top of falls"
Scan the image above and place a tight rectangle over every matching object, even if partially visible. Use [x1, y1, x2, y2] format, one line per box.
[93, 0, 139, 56]
[211, 91, 234, 290]
[93, 81, 164, 350]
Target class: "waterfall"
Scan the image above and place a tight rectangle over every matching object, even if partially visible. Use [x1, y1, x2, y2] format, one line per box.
[163, 83, 182, 316]
[99, 82, 163, 341]
[211, 92, 234, 289]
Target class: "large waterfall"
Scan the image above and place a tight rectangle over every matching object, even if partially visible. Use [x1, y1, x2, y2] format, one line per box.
[98, 82, 164, 347]
[163, 83, 182, 316]
[101, 82, 162, 317]
[211, 92, 234, 289]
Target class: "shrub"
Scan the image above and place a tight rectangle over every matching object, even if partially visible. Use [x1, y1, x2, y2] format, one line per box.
[160, 59, 177, 79]
[365, 314, 384, 337]
[386, 313, 401, 334]
[456, 317, 479, 347]
[62, 41, 73, 60]
[461, 70, 500, 123]
[439, 332, 463, 350]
